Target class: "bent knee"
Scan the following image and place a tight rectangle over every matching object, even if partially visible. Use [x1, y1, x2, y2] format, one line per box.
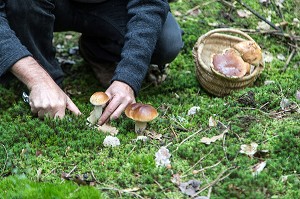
[153, 12, 184, 65]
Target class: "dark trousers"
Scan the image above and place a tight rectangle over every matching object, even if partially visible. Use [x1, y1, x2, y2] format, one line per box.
[4, 0, 183, 85]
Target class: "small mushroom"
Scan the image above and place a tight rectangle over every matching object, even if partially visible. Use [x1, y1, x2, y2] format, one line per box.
[211, 48, 250, 78]
[87, 92, 109, 125]
[125, 103, 158, 133]
[233, 40, 262, 66]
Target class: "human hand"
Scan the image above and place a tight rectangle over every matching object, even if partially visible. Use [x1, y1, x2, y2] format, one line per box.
[29, 82, 81, 119]
[99, 81, 135, 125]
[10, 56, 81, 119]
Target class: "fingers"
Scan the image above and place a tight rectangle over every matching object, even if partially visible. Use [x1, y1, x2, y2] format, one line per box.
[66, 96, 82, 116]
[99, 81, 135, 125]
[30, 94, 81, 120]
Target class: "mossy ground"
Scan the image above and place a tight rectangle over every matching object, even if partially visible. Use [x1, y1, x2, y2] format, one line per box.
[1, 0, 300, 198]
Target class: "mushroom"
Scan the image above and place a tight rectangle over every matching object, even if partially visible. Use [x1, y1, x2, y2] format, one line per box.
[211, 48, 250, 78]
[125, 103, 158, 133]
[233, 40, 262, 66]
[87, 92, 109, 125]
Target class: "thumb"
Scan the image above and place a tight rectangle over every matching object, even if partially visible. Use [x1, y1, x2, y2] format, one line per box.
[66, 96, 81, 115]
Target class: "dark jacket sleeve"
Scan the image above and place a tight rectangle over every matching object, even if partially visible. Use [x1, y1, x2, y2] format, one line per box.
[111, 0, 169, 95]
[0, 1, 32, 77]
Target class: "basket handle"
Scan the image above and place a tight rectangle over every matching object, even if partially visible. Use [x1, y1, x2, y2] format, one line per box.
[200, 28, 255, 42]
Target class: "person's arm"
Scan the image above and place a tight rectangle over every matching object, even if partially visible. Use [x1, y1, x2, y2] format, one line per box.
[0, 1, 32, 76]
[11, 57, 81, 118]
[0, 1, 80, 118]
[99, 0, 169, 125]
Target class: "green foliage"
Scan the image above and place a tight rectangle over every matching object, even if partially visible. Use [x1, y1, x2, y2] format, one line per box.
[0, 175, 102, 199]
[1, 0, 300, 198]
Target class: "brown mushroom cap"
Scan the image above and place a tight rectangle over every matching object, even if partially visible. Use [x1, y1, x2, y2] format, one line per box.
[233, 40, 262, 66]
[125, 103, 158, 122]
[90, 92, 109, 106]
[211, 48, 249, 78]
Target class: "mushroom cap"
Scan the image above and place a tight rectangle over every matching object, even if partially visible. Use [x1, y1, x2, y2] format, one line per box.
[211, 48, 249, 78]
[125, 103, 158, 122]
[233, 40, 262, 66]
[90, 92, 109, 106]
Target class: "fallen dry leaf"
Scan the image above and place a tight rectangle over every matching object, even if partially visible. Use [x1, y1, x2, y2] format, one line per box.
[103, 136, 120, 147]
[171, 173, 181, 186]
[240, 142, 258, 157]
[135, 136, 148, 142]
[188, 106, 200, 116]
[277, 54, 286, 61]
[200, 132, 225, 145]
[280, 98, 291, 110]
[145, 130, 162, 140]
[179, 179, 202, 196]
[251, 161, 267, 176]
[123, 187, 140, 192]
[237, 9, 252, 18]
[155, 146, 171, 167]
[264, 80, 275, 85]
[98, 123, 119, 136]
[263, 51, 274, 63]
[208, 116, 217, 127]
[257, 16, 271, 30]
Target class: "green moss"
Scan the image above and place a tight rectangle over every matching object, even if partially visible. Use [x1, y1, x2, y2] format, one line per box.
[1, 0, 300, 198]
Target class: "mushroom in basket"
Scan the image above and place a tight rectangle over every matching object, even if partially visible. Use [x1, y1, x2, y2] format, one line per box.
[233, 40, 263, 66]
[211, 48, 250, 78]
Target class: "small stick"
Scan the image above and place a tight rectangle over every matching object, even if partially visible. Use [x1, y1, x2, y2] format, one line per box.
[281, 48, 297, 72]
[182, 148, 214, 176]
[182, 160, 223, 178]
[218, 0, 236, 8]
[192, 167, 237, 197]
[207, 186, 213, 199]
[67, 165, 77, 177]
[238, 28, 300, 41]
[98, 187, 145, 199]
[174, 128, 204, 152]
[237, 0, 282, 32]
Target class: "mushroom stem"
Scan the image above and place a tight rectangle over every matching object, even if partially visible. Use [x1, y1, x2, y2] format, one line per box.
[87, 105, 103, 125]
[135, 121, 147, 133]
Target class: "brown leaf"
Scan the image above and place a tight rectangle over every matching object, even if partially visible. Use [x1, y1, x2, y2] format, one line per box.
[98, 123, 119, 136]
[251, 161, 267, 176]
[240, 142, 258, 157]
[200, 132, 225, 145]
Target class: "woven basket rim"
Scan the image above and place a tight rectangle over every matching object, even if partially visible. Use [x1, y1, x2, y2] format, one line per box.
[193, 28, 264, 82]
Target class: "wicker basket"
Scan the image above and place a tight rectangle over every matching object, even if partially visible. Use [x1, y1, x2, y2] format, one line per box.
[193, 28, 264, 97]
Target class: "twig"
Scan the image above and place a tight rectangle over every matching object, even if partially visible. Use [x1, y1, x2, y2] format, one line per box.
[153, 180, 170, 199]
[0, 143, 8, 176]
[127, 145, 137, 157]
[192, 166, 237, 197]
[42, 168, 57, 180]
[218, 0, 236, 9]
[89, 165, 101, 184]
[207, 186, 213, 199]
[238, 29, 300, 41]
[182, 160, 223, 178]
[173, 128, 204, 152]
[237, 0, 282, 32]
[281, 48, 297, 72]
[170, 125, 179, 142]
[182, 148, 214, 176]
[67, 165, 77, 177]
[98, 187, 144, 199]
[222, 131, 229, 162]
